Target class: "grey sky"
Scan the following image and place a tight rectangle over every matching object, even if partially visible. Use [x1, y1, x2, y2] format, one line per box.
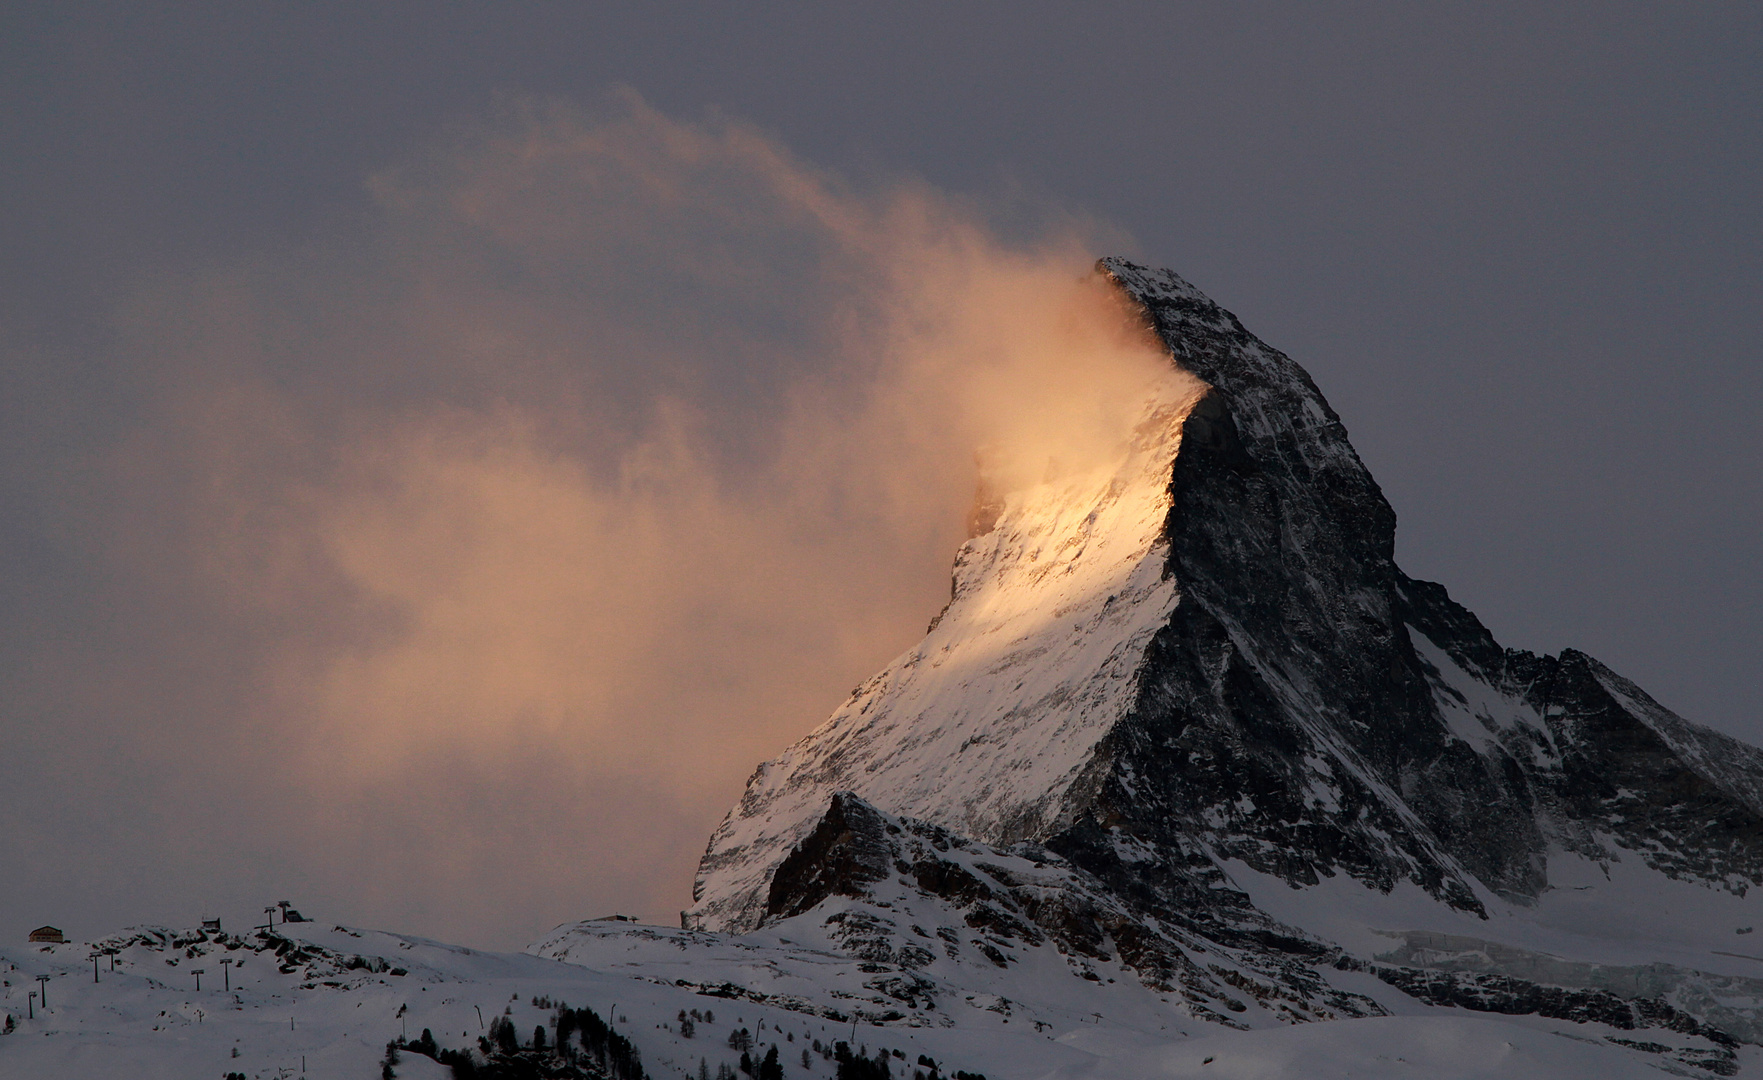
[2, 3, 1758, 949]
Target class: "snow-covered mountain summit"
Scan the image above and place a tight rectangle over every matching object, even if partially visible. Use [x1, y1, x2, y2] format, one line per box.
[674, 257, 1763, 1074]
[691, 257, 1763, 936]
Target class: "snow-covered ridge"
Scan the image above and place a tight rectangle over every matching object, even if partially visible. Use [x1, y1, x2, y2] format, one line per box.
[18, 901, 1742, 1080]
[687, 364, 1207, 933]
[1584, 657, 1763, 821]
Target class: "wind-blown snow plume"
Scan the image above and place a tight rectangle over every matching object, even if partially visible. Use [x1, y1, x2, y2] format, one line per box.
[21, 95, 1174, 944]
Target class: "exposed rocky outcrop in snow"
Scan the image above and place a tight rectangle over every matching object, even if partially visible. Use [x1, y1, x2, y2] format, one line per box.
[761, 792, 1382, 1029]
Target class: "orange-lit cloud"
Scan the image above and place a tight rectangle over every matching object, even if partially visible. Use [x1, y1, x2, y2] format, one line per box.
[70, 94, 1173, 946]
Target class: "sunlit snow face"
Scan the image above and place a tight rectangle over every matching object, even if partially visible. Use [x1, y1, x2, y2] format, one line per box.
[54, 94, 1180, 940]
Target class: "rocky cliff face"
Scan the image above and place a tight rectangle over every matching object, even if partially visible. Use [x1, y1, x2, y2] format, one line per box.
[681, 258, 1763, 1067]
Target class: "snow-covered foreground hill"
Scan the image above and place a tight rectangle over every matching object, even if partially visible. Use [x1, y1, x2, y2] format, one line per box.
[4, 794, 1760, 1079]
[3, 905, 1756, 1079]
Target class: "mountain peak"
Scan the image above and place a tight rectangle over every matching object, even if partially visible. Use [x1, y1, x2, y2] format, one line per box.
[692, 256, 1763, 926]
[679, 259, 1763, 1074]
[687, 258, 1418, 934]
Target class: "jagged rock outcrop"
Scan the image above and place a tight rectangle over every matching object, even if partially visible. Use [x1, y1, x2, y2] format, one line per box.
[764, 791, 1384, 1028]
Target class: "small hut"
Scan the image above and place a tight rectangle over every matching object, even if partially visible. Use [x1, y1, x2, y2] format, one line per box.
[28, 926, 64, 943]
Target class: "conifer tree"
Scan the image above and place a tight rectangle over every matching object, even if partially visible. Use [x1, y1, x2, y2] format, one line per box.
[760, 1044, 784, 1080]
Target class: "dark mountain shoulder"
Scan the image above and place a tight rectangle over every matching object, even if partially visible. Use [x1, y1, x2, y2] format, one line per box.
[1394, 575, 1508, 677]
[1498, 649, 1763, 891]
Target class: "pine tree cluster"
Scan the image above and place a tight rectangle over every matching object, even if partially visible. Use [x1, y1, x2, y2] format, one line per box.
[388, 1000, 648, 1080]
[831, 1042, 891, 1080]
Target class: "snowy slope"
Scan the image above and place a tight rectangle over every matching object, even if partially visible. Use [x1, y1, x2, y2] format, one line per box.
[0, 918, 645, 1080]
[5, 885, 1751, 1080]
[688, 368, 1207, 934]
